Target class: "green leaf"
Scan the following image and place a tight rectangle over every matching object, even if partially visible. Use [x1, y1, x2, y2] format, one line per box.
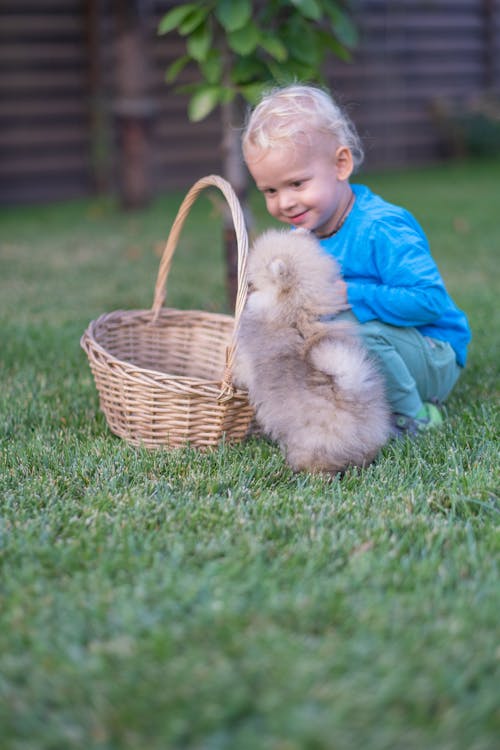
[283, 17, 321, 66]
[164, 54, 191, 83]
[200, 49, 223, 84]
[267, 58, 319, 85]
[318, 30, 352, 62]
[227, 22, 260, 55]
[219, 88, 236, 105]
[179, 5, 209, 36]
[289, 0, 322, 21]
[158, 4, 197, 35]
[259, 33, 288, 62]
[239, 82, 269, 104]
[231, 56, 268, 85]
[188, 85, 221, 121]
[186, 21, 212, 62]
[323, 2, 359, 48]
[215, 0, 252, 32]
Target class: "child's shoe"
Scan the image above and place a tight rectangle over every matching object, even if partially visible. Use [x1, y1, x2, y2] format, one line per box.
[391, 402, 443, 439]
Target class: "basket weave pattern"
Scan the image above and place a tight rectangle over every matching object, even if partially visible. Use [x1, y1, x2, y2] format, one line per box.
[81, 176, 254, 449]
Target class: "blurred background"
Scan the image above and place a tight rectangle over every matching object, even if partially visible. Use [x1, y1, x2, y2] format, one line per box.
[1, 0, 499, 207]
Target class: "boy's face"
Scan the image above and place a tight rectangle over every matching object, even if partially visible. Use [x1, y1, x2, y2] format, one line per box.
[245, 137, 353, 236]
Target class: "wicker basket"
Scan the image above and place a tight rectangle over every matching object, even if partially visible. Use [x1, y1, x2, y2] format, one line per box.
[81, 175, 254, 449]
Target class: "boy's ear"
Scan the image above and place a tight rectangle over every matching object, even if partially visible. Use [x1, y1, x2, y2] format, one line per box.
[335, 146, 354, 181]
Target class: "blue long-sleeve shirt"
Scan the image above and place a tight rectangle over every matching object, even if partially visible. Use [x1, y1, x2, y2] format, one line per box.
[319, 184, 471, 366]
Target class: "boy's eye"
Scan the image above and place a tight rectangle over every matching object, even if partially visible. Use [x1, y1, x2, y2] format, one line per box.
[292, 180, 304, 188]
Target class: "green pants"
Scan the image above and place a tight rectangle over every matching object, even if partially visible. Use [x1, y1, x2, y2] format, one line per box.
[336, 311, 462, 418]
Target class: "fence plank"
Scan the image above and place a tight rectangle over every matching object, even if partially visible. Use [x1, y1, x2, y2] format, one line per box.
[0, 0, 499, 204]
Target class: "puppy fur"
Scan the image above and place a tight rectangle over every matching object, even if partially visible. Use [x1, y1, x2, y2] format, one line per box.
[234, 228, 391, 474]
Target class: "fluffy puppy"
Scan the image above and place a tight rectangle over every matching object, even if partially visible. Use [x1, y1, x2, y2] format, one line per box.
[234, 228, 391, 474]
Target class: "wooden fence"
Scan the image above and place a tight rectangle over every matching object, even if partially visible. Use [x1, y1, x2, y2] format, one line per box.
[1, 0, 499, 205]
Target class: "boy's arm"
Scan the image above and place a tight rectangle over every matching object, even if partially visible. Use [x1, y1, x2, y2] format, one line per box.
[346, 221, 449, 327]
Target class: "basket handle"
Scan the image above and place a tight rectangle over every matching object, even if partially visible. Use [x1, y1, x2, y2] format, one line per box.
[151, 174, 249, 401]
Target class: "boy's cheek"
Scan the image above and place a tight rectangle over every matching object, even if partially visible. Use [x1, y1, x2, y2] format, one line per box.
[265, 197, 280, 218]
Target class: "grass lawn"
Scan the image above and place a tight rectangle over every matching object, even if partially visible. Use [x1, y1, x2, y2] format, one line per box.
[0, 159, 499, 750]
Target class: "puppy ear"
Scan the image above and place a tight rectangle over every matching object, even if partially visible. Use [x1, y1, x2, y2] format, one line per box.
[269, 258, 287, 278]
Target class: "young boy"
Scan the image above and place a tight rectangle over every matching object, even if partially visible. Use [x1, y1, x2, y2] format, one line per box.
[242, 84, 471, 436]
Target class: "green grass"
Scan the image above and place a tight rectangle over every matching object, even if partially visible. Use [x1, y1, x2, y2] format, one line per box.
[1, 159, 499, 750]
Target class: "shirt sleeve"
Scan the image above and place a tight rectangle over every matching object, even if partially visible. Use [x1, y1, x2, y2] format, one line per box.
[346, 217, 449, 327]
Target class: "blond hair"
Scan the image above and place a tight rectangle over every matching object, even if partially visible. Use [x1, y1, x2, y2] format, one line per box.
[242, 84, 364, 170]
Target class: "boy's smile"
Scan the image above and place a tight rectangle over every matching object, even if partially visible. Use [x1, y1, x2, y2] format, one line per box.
[289, 209, 309, 225]
[245, 139, 354, 237]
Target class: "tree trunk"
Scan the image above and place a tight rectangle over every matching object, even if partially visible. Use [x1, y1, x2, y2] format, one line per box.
[220, 97, 251, 309]
[113, 1, 154, 209]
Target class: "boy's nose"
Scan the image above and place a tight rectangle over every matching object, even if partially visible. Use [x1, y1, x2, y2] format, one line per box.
[278, 190, 297, 212]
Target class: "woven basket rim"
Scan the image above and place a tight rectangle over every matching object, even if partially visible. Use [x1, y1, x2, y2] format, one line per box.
[81, 308, 247, 396]
[90, 306, 237, 325]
